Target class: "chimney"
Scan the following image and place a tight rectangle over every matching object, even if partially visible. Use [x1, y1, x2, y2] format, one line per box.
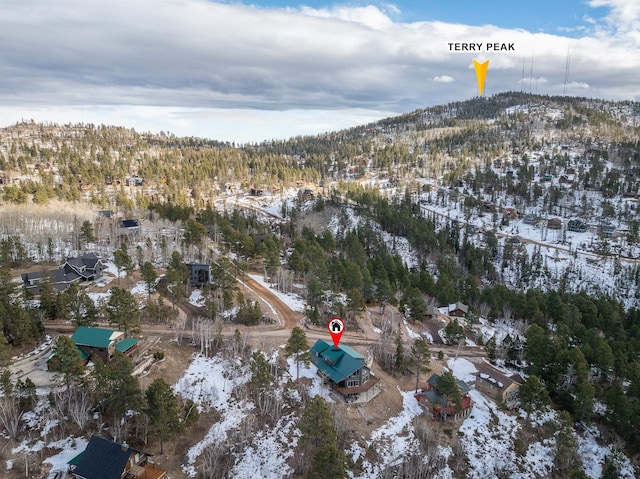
[121, 441, 128, 452]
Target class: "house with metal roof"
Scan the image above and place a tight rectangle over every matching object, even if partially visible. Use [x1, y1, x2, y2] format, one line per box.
[310, 339, 379, 402]
[70, 326, 139, 364]
[475, 363, 523, 409]
[68, 435, 165, 479]
[415, 373, 472, 420]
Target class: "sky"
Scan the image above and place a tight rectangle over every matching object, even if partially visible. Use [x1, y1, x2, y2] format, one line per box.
[0, 0, 639, 143]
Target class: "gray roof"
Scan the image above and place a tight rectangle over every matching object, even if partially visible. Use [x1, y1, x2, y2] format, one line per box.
[476, 363, 522, 390]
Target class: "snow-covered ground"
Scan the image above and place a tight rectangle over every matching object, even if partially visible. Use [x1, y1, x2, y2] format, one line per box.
[188, 289, 205, 307]
[352, 389, 424, 478]
[451, 357, 636, 479]
[173, 354, 253, 477]
[229, 413, 299, 479]
[42, 437, 89, 476]
[249, 274, 306, 312]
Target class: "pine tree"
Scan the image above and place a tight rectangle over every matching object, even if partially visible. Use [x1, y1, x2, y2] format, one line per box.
[285, 327, 310, 381]
[436, 371, 462, 409]
[311, 442, 346, 479]
[60, 282, 97, 327]
[394, 333, 406, 374]
[410, 338, 431, 391]
[145, 378, 184, 454]
[79, 220, 96, 247]
[93, 352, 142, 421]
[519, 375, 550, 418]
[106, 287, 141, 335]
[48, 335, 84, 387]
[299, 395, 346, 478]
[140, 261, 158, 305]
[443, 318, 465, 345]
[250, 350, 271, 392]
[114, 246, 134, 286]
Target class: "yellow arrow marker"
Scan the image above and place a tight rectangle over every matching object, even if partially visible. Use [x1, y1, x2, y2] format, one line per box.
[473, 60, 489, 97]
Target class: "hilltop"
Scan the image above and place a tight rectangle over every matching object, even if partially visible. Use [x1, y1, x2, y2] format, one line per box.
[0, 92, 639, 478]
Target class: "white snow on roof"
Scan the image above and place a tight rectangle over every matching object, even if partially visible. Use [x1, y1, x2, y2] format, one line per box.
[447, 358, 478, 384]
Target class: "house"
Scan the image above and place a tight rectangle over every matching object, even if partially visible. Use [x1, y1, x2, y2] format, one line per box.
[21, 253, 104, 295]
[599, 222, 616, 237]
[297, 187, 315, 201]
[125, 176, 145, 187]
[567, 219, 588, 233]
[559, 174, 574, 185]
[425, 305, 440, 321]
[475, 363, 523, 409]
[414, 373, 472, 420]
[70, 326, 139, 364]
[22, 268, 81, 295]
[187, 263, 211, 287]
[448, 302, 468, 318]
[63, 253, 105, 282]
[68, 435, 165, 479]
[310, 339, 380, 403]
[523, 213, 539, 225]
[547, 218, 562, 230]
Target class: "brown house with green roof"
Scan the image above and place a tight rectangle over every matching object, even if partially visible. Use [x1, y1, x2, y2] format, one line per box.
[70, 326, 139, 364]
[415, 373, 472, 420]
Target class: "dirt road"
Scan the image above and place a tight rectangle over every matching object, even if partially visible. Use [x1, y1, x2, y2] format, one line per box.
[240, 275, 303, 329]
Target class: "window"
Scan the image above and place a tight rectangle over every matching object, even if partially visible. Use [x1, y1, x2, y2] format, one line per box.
[347, 379, 359, 387]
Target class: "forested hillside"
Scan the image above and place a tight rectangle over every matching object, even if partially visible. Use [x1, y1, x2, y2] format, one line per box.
[1, 92, 640, 477]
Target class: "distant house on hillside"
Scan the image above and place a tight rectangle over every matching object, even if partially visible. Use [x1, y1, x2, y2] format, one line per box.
[475, 363, 523, 409]
[310, 339, 380, 403]
[297, 187, 315, 201]
[523, 213, 538, 225]
[547, 218, 562, 230]
[425, 305, 440, 321]
[415, 373, 472, 420]
[68, 435, 165, 479]
[21, 253, 104, 295]
[567, 219, 588, 233]
[448, 302, 468, 318]
[187, 263, 211, 287]
[599, 222, 616, 237]
[69, 326, 139, 364]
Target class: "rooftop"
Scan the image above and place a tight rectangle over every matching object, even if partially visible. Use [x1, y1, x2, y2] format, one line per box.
[310, 339, 367, 384]
[71, 326, 123, 349]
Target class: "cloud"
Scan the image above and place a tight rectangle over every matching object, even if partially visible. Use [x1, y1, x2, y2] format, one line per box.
[588, 0, 640, 31]
[299, 5, 394, 30]
[0, 1, 638, 141]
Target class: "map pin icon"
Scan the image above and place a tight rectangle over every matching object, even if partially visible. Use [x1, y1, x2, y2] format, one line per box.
[328, 317, 345, 349]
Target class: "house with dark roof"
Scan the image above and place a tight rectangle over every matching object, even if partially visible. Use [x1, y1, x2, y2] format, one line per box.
[21, 253, 104, 295]
[68, 435, 165, 479]
[70, 326, 139, 364]
[310, 339, 379, 402]
[187, 263, 211, 287]
[415, 373, 472, 420]
[63, 253, 105, 281]
[448, 302, 468, 318]
[567, 219, 588, 233]
[475, 363, 523, 409]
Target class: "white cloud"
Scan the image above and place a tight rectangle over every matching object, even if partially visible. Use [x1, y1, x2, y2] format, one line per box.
[566, 81, 590, 90]
[299, 5, 394, 30]
[0, 1, 637, 141]
[433, 75, 455, 83]
[589, 0, 640, 29]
